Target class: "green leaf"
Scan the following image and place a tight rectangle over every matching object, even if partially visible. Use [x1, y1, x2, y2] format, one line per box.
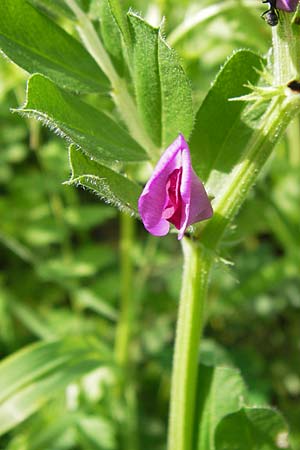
[27, 0, 75, 20]
[108, 0, 131, 48]
[73, 288, 118, 322]
[15, 74, 148, 164]
[67, 145, 142, 215]
[128, 13, 194, 148]
[158, 29, 194, 148]
[76, 415, 116, 449]
[0, 361, 99, 436]
[100, 0, 124, 72]
[9, 299, 56, 340]
[0, 341, 69, 403]
[0, 0, 108, 93]
[195, 364, 248, 450]
[19, 411, 76, 450]
[215, 407, 292, 450]
[0, 339, 109, 435]
[189, 50, 263, 191]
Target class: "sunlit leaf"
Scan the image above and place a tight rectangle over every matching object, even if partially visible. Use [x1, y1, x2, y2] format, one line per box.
[0, 0, 108, 93]
[15, 74, 148, 164]
[100, 0, 124, 73]
[67, 145, 142, 215]
[128, 12, 194, 148]
[0, 339, 110, 436]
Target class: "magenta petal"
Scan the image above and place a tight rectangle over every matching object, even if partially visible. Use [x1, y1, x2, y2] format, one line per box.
[138, 134, 213, 239]
[276, 0, 298, 11]
[187, 169, 213, 226]
[138, 135, 184, 236]
[177, 139, 192, 239]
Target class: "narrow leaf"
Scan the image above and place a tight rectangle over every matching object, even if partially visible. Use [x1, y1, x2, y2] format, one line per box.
[15, 74, 148, 164]
[27, 0, 75, 20]
[0, 0, 108, 93]
[0, 339, 109, 436]
[0, 341, 70, 403]
[100, 0, 124, 72]
[129, 14, 161, 147]
[67, 145, 142, 215]
[128, 13, 194, 149]
[0, 361, 100, 436]
[158, 30, 194, 148]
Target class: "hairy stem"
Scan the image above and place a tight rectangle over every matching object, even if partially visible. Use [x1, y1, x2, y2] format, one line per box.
[200, 94, 300, 249]
[115, 213, 135, 368]
[168, 12, 300, 450]
[167, 238, 213, 450]
[272, 11, 300, 84]
[115, 213, 139, 450]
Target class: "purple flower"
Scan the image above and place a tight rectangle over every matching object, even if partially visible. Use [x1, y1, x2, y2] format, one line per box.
[276, 0, 298, 11]
[138, 134, 213, 239]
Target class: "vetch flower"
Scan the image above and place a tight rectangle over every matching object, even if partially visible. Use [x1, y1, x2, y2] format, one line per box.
[276, 0, 298, 11]
[138, 134, 213, 239]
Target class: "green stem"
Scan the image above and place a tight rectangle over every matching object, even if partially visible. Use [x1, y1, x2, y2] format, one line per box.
[115, 213, 135, 368]
[168, 12, 300, 450]
[200, 95, 300, 249]
[198, 11, 300, 249]
[167, 238, 213, 450]
[272, 12, 300, 84]
[114, 213, 138, 450]
[64, 0, 119, 83]
[199, 9, 300, 245]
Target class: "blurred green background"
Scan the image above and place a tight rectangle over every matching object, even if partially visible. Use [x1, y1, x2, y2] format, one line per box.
[0, 0, 300, 449]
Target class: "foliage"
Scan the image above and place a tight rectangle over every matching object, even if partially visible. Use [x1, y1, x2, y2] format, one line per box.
[0, 0, 299, 449]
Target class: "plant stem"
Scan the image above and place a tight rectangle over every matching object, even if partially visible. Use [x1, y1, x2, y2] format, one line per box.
[167, 238, 213, 450]
[64, 0, 119, 83]
[115, 212, 139, 450]
[115, 212, 135, 368]
[272, 11, 300, 84]
[199, 10, 300, 248]
[200, 94, 300, 249]
[168, 12, 300, 450]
